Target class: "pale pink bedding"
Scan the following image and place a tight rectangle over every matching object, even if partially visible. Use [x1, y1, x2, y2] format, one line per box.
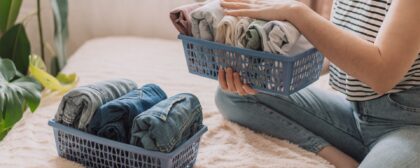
[0, 37, 333, 168]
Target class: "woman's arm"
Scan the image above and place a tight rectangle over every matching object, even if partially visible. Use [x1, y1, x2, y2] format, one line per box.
[222, 0, 420, 94]
[321, 59, 330, 76]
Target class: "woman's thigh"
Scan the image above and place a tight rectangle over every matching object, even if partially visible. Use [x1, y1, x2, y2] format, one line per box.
[356, 86, 420, 167]
[215, 85, 368, 161]
[359, 126, 420, 168]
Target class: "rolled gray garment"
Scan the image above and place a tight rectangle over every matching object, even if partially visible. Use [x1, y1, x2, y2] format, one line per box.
[235, 17, 253, 48]
[191, 0, 224, 41]
[287, 35, 314, 56]
[55, 79, 138, 130]
[263, 21, 301, 56]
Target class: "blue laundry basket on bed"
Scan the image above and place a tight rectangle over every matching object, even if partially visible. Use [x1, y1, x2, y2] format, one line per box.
[49, 120, 207, 168]
[178, 34, 324, 95]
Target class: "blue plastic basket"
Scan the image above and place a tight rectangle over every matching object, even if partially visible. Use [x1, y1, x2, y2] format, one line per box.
[178, 34, 324, 95]
[48, 120, 207, 168]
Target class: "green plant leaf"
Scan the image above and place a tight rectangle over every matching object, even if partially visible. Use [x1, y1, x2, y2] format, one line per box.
[29, 55, 78, 93]
[56, 72, 77, 84]
[0, 88, 5, 120]
[0, 24, 31, 75]
[29, 54, 47, 71]
[0, 127, 11, 140]
[49, 56, 60, 76]
[0, 58, 42, 141]
[3, 85, 25, 126]
[0, 0, 23, 33]
[0, 58, 17, 81]
[13, 77, 42, 112]
[51, 0, 69, 69]
[29, 64, 77, 93]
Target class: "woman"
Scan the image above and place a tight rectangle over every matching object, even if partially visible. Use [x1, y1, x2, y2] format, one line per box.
[215, 0, 420, 167]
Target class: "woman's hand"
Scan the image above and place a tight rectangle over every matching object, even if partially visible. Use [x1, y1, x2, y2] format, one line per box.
[218, 67, 258, 96]
[220, 0, 305, 21]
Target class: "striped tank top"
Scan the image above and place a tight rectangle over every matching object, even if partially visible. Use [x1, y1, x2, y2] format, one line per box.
[329, 0, 420, 101]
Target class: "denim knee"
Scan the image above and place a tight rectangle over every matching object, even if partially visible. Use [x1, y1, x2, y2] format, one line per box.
[360, 127, 420, 168]
[215, 88, 254, 122]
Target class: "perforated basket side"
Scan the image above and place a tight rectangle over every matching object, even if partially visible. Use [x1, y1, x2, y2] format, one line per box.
[289, 51, 324, 93]
[170, 138, 201, 168]
[52, 127, 163, 168]
[180, 35, 294, 95]
[179, 34, 323, 96]
[49, 120, 208, 168]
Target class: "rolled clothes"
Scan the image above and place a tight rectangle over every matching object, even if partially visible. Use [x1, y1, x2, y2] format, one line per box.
[288, 35, 314, 55]
[55, 79, 137, 130]
[130, 93, 203, 153]
[235, 17, 253, 48]
[239, 20, 268, 51]
[215, 16, 239, 45]
[87, 84, 167, 143]
[191, 0, 224, 41]
[263, 21, 301, 56]
[169, 3, 204, 36]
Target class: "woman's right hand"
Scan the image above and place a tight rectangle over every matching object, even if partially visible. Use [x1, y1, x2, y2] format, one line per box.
[220, 0, 305, 22]
[218, 67, 258, 96]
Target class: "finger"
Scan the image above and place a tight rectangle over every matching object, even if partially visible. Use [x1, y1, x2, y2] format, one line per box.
[218, 67, 228, 90]
[233, 73, 246, 95]
[224, 9, 261, 18]
[221, 2, 252, 9]
[225, 68, 236, 92]
[243, 84, 258, 95]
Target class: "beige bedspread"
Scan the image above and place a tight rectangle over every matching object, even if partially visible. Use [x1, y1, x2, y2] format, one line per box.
[0, 37, 333, 168]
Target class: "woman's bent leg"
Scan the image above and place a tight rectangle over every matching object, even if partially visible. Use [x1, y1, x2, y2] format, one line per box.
[359, 126, 420, 168]
[215, 86, 368, 161]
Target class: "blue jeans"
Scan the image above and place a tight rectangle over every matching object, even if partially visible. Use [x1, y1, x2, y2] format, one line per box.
[215, 86, 420, 167]
[130, 93, 203, 153]
[55, 79, 138, 130]
[87, 84, 167, 143]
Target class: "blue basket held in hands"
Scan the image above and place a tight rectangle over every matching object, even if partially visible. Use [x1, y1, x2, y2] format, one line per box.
[178, 34, 324, 95]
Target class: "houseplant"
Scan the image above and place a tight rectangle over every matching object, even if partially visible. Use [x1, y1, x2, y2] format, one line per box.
[0, 0, 76, 140]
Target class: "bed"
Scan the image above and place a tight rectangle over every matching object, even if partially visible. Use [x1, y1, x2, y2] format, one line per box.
[0, 37, 333, 168]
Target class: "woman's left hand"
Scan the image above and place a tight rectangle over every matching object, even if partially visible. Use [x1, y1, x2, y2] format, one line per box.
[220, 0, 304, 21]
[218, 67, 258, 96]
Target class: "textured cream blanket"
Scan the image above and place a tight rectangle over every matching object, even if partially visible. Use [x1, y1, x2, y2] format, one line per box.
[0, 37, 333, 168]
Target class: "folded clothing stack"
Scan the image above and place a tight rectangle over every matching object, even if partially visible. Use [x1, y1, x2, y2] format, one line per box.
[131, 93, 203, 152]
[55, 79, 203, 153]
[55, 79, 138, 130]
[170, 0, 313, 56]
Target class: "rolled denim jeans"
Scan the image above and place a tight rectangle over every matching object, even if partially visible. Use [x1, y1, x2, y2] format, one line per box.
[55, 79, 138, 130]
[88, 84, 167, 143]
[130, 93, 203, 152]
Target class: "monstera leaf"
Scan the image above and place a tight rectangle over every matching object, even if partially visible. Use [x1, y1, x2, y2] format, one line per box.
[0, 58, 42, 140]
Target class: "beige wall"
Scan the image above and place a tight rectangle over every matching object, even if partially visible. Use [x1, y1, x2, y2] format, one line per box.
[18, 0, 333, 65]
[19, 0, 195, 64]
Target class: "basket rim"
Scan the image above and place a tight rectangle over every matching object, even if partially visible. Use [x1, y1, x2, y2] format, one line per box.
[48, 119, 208, 159]
[177, 34, 318, 62]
